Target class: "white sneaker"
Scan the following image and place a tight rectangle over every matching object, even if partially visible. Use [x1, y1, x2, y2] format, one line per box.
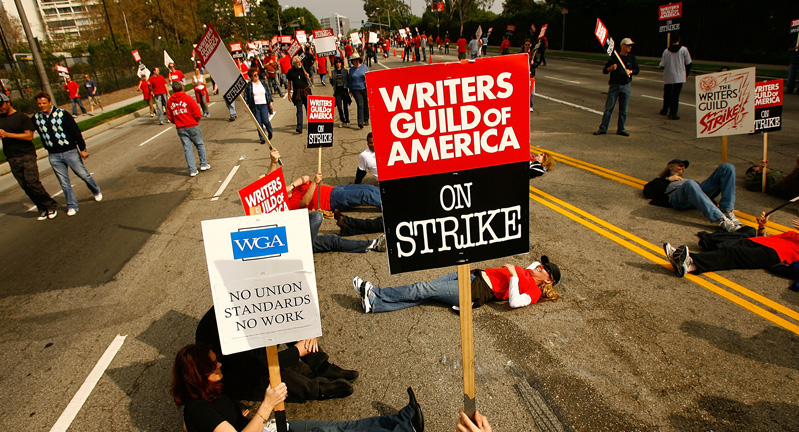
[94, 193, 103, 202]
[200, 164, 211, 171]
[47, 209, 57, 219]
[352, 276, 374, 313]
[718, 216, 738, 233]
[67, 208, 78, 216]
[723, 211, 742, 229]
[190, 171, 199, 177]
[37, 211, 49, 221]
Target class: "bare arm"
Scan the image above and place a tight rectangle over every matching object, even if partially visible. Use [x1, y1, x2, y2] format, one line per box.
[212, 383, 287, 432]
[298, 173, 322, 208]
[0, 129, 33, 141]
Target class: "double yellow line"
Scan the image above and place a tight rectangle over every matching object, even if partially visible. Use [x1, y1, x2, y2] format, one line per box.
[528, 151, 799, 336]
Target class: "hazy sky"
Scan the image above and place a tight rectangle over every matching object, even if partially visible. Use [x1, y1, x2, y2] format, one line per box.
[284, 0, 503, 27]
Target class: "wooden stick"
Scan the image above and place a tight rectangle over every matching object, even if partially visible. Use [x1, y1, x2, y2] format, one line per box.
[762, 133, 769, 193]
[265, 345, 288, 432]
[458, 263, 476, 419]
[317, 147, 322, 209]
[237, 94, 282, 165]
[612, 50, 631, 77]
[721, 135, 728, 163]
[666, 32, 671, 49]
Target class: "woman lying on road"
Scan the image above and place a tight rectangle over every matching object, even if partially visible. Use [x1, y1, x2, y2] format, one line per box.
[529, 151, 555, 179]
[171, 344, 424, 432]
[352, 256, 562, 313]
[664, 212, 799, 289]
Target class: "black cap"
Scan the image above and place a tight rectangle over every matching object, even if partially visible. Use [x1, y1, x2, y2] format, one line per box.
[667, 159, 689, 168]
[541, 255, 561, 285]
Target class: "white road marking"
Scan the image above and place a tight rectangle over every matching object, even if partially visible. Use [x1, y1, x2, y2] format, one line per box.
[50, 334, 126, 432]
[536, 93, 603, 115]
[211, 156, 245, 201]
[544, 76, 580, 84]
[376, 62, 391, 70]
[641, 94, 695, 107]
[208, 102, 216, 107]
[138, 128, 172, 147]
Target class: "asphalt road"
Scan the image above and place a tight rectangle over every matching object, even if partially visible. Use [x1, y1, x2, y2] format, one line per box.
[1, 52, 798, 432]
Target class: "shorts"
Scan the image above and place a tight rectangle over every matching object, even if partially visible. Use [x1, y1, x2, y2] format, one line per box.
[458, 52, 467, 60]
[88, 95, 102, 106]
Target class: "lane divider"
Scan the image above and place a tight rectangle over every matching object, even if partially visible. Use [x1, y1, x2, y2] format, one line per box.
[211, 156, 245, 201]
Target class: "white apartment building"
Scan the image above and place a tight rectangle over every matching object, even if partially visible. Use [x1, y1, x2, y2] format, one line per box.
[2, 0, 96, 46]
[319, 14, 350, 39]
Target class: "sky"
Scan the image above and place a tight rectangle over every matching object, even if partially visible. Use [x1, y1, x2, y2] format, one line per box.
[285, 0, 504, 27]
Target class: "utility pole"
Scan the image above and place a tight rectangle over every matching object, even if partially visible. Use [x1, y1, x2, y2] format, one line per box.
[12, 0, 55, 103]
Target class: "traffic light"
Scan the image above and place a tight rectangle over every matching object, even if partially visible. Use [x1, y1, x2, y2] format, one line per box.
[362, 20, 365, 25]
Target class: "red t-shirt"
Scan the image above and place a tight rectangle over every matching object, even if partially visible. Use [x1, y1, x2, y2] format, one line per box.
[750, 231, 799, 263]
[149, 75, 168, 95]
[483, 266, 542, 303]
[345, 45, 353, 56]
[316, 55, 327, 74]
[168, 69, 185, 83]
[239, 62, 249, 77]
[414, 37, 421, 48]
[278, 55, 291, 74]
[500, 39, 511, 50]
[65, 81, 80, 99]
[138, 80, 152, 99]
[288, 182, 332, 211]
[165, 91, 201, 129]
[456, 38, 467, 53]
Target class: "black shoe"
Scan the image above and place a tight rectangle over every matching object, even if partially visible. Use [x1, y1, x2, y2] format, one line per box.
[593, 130, 606, 135]
[229, 116, 236, 122]
[317, 378, 354, 400]
[407, 387, 424, 432]
[668, 114, 680, 120]
[659, 108, 668, 115]
[319, 363, 359, 381]
[616, 130, 630, 137]
[296, 128, 302, 134]
[358, 124, 364, 129]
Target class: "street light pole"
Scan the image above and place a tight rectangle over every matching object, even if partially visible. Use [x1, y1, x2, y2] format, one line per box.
[11, 0, 54, 101]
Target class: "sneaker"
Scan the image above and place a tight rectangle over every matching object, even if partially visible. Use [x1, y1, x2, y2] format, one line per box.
[530, 107, 535, 112]
[159, 121, 164, 125]
[616, 130, 630, 137]
[150, 113, 155, 117]
[47, 209, 57, 219]
[94, 193, 103, 202]
[663, 242, 676, 259]
[723, 211, 742, 229]
[352, 276, 373, 313]
[190, 171, 199, 177]
[659, 108, 668, 115]
[66, 208, 78, 216]
[593, 130, 606, 135]
[37, 211, 49, 221]
[200, 164, 211, 171]
[369, 234, 386, 252]
[664, 243, 690, 277]
[717, 216, 738, 232]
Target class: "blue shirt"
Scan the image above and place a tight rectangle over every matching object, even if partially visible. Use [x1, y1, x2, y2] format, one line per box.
[84, 79, 97, 96]
[348, 65, 368, 90]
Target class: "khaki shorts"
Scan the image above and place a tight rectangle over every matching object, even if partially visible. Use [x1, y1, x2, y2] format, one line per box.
[88, 95, 102, 106]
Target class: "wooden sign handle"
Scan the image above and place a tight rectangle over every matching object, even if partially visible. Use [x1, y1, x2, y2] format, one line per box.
[237, 94, 282, 165]
[721, 135, 728, 163]
[458, 263, 476, 418]
[612, 50, 631, 77]
[761, 133, 768, 193]
[317, 147, 322, 209]
[265, 345, 288, 432]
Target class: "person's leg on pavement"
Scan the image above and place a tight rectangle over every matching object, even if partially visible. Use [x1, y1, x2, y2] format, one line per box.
[616, 83, 631, 133]
[294, 97, 304, 132]
[49, 152, 78, 210]
[340, 215, 383, 236]
[352, 90, 365, 126]
[597, 85, 620, 133]
[661, 84, 671, 114]
[70, 98, 78, 116]
[690, 241, 780, 273]
[669, 180, 725, 222]
[155, 94, 166, 123]
[699, 163, 736, 212]
[186, 126, 208, 167]
[314, 234, 371, 253]
[288, 403, 415, 431]
[177, 128, 198, 174]
[10, 155, 58, 212]
[147, 98, 155, 115]
[669, 82, 683, 116]
[368, 272, 461, 313]
[63, 149, 100, 196]
[76, 97, 86, 114]
[330, 184, 381, 209]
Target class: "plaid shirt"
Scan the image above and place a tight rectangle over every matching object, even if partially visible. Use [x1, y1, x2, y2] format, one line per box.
[32, 107, 85, 153]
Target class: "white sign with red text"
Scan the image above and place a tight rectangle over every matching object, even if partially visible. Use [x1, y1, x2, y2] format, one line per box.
[659, 3, 682, 20]
[196, 24, 248, 105]
[695, 67, 756, 138]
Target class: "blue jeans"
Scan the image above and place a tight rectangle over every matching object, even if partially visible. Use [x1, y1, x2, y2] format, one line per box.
[294, 94, 308, 130]
[669, 163, 736, 222]
[254, 104, 273, 141]
[225, 99, 237, 117]
[154, 94, 167, 123]
[176, 126, 208, 174]
[70, 97, 86, 115]
[599, 83, 631, 133]
[288, 404, 415, 431]
[48, 149, 100, 210]
[369, 272, 475, 313]
[309, 211, 369, 253]
[330, 184, 381, 210]
[351, 89, 369, 126]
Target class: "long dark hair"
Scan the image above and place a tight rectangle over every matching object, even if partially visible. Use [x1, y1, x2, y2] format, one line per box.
[170, 344, 223, 406]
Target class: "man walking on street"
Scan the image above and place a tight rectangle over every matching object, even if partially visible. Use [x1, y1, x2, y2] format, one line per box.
[594, 38, 639, 137]
[64, 76, 86, 117]
[659, 34, 692, 119]
[0, 93, 59, 220]
[149, 67, 170, 125]
[456, 34, 467, 60]
[32, 92, 102, 217]
[83, 74, 103, 115]
[166, 82, 209, 177]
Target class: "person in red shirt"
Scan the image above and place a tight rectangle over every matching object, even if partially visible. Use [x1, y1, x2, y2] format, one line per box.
[344, 43, 353, 67]
[444, 35, 451, 54]
[238, 59, 250, 79]
[351, 256, 562, 313]
[456, 35, 467, 60]
[137, 74, 155, 117]
[167, 62, 185, 84]
[149, 67, 170, 125]
[500, 35, 511, 55]
[413, 35, 421, 62]
[166, 81, 209, 176]
[64, 76, 86, 116]
[283, 171, 380, 212]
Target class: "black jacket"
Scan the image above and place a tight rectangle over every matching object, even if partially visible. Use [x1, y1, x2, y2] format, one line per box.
[643, 177, 673, 207]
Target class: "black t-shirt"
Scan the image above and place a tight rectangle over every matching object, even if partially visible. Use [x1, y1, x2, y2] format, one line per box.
[286, 67, 311, 92]
[184, 395, 249, 432]
[0, 111, 36, 158]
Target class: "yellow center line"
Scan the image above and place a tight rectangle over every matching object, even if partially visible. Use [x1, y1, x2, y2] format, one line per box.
[529, 188, 799, 336]
[530, 144, 793, 235]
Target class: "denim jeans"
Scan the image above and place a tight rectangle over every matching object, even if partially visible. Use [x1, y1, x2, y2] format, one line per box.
[294, 94, 308, 130]
[226, 99, 237, 117]
[288, 404, 415, 431]
[351, 89, 369, 126]
[369, 272, 475, 313]
[48, 149, 100, 210]
[309, 211, 369, 253]
[8, 154, 58, 212]
[176, 126, 208, 174]
[334, 87, 350, 123]
[70, 97, 86, 116]
[254, 104, 273, 141]
[267, 77, 283, 96]
[154, 94, 167, 123]
[330, 184, 381, 210]
[598, 83, 631, 133]
[669, 163, 736, 222]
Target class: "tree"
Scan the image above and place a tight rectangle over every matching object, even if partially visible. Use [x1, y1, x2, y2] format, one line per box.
[363, 0, 412, 31]
[280, 7, 321, 34]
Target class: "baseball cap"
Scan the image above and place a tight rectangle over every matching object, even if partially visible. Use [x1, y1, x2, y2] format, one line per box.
[541, 255, 562, 285]
[667, 158, 689, 168]
[620, 38, 635, 45]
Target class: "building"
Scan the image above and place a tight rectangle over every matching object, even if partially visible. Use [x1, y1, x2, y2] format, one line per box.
[1, 0, 96, 47]
[319, 14, 350, 39]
